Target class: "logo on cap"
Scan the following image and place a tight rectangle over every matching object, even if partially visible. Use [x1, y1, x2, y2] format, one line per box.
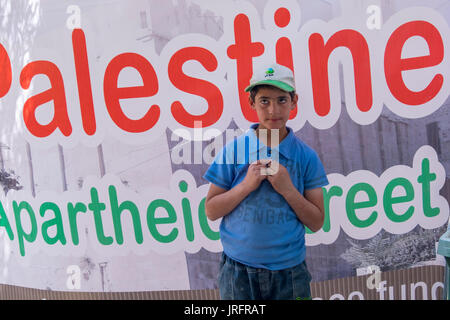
[265, 68, 274, 77]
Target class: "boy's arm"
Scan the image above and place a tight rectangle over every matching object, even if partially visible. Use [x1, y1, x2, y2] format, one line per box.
[265, 161, 325, 232]
[204, 183, 252, 221]
[283, 187, 325, 233]
[205, 161, 268, 221]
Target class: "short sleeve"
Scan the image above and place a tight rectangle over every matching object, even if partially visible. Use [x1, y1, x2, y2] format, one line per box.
[202, 144, 235, 190]
[304, 150, 329, 190]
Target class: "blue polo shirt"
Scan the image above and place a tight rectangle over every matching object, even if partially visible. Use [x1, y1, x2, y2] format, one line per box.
[203, 124, 329, 270]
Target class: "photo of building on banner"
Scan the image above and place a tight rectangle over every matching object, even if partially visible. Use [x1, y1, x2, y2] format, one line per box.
[0, 0, 448, 300]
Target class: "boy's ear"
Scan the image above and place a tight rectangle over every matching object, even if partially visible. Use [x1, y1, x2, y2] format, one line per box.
[291, 94, 299, 108]
[248, 95, 255, 109]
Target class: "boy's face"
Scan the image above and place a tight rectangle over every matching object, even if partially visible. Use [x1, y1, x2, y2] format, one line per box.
[249, 86, 298, 131]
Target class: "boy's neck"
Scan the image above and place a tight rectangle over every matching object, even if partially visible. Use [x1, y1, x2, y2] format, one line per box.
[255, 125, 289, 148]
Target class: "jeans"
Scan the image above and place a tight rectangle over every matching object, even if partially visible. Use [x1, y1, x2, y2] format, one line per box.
[218, 252, 312, 300]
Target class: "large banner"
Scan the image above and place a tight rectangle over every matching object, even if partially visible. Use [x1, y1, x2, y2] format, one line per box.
[0, 0, 449, 297]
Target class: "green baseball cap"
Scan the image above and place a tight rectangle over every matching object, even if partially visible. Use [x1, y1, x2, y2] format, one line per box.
[245, 63, 296, 92]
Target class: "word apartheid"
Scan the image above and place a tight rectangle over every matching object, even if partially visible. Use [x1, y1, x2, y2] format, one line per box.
[0, 2, 449, 146]
[0, 172, 220, 257]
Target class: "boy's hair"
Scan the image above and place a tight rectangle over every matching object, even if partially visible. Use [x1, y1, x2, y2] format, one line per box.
[249, 85, 296, 103]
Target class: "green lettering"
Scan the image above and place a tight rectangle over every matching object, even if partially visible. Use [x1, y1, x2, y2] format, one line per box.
[417, 158, 440, 218]
[179, 181, 194, 242]
[346, 183, 378, 228]
[88, 187, 113, 245]
[198, 198, 219, 240]
[67, 202, 87, 245]
[109, 185, 143, 245]
[13, 201, 37, 256]
[40, 202, 66, 245]
[383, 177, 414, 223]
[0, 201, 14, 240]
[147, 199, 178, 243]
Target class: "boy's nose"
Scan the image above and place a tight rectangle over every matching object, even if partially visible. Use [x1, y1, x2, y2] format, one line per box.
[267, 104, 278, 115]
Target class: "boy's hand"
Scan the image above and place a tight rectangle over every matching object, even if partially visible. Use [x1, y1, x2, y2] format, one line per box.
[266, 161, 296, 197]
[241, 160, 267, 193]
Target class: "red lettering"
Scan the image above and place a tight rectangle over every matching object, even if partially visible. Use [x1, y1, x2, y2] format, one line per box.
[227, 14, 264, 122]
[0, 43, 12, 98]
[168, 47, 223, 128]
[274, 7, 290, 28]
[20, 61, 72, 137]
[384, 21, 444, 105]
[72, 29, 96, 135]
[274, 7, 297, 119]
[103, 53, 160, 133]
[13, 7, 449, 141]
[309, 30, 373, 116]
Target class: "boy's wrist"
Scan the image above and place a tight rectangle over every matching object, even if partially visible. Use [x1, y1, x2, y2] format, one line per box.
[237, 181, 253, 195]
[282, 185, 301, 202]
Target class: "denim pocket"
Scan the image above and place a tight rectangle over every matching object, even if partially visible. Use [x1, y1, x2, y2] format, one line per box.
[218, 253, 233, 299]
[219, 252, 226, 269]
[291, 261, 312, 300]
[218, 253, 226, 286]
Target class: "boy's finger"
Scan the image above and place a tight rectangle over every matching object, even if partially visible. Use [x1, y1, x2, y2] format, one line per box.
[250, 163, 265, 168]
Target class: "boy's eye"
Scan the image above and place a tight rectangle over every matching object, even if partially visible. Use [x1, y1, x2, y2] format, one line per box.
[278, 97, 288, 103]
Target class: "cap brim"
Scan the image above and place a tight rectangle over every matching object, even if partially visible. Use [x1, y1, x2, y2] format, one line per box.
[245, 80, 295, 92]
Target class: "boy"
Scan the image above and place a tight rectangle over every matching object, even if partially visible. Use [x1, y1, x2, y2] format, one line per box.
[203, 63, 329, 300]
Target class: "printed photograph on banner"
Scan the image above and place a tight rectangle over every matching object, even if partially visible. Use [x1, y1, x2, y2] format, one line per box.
[0, 0, 448, 299]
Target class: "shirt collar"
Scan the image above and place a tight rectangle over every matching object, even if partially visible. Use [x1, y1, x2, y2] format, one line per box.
[246, 123, 295, 160]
